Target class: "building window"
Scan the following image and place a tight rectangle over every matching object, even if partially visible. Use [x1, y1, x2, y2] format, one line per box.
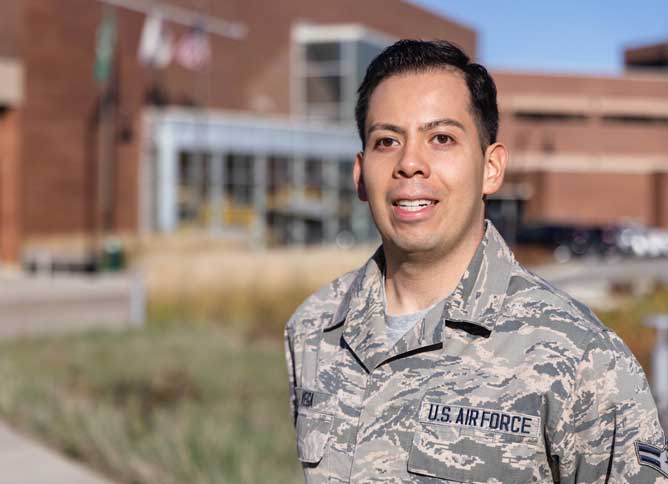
[514, 111, 588, 122]
[177, 151, 210, 227]
[222, 153, 255, 228]
[293, 24, 394, 123]
[602, 114, 668, 125]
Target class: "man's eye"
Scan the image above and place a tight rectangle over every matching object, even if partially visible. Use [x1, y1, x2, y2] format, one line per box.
[433, 134, 453, 145]
[374, 137, 397, 148]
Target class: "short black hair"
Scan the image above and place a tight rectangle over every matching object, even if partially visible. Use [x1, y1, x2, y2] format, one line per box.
[355, 39, 498, 152]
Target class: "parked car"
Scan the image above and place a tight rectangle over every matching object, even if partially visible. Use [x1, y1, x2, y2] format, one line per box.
[515, 222, 668, 262]
[517, 223, 609, 261]
[615, 224, 668, 258]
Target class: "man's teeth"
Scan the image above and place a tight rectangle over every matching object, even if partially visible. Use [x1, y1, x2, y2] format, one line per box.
[396, 199, 434, 211]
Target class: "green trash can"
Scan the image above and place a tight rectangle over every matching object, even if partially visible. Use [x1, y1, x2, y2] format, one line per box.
[101, 239, 125, 272]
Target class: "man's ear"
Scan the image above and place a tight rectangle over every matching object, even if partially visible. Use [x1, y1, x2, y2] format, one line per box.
[353, 151, 368, 201]
[482, 142, 508, 197]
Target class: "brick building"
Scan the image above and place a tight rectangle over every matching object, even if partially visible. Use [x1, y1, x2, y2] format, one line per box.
[0, 0, 475, 263]
[495, 69, 668, 235]
[0, 0, 666, 265]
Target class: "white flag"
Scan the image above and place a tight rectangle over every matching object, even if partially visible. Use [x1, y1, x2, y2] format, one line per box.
[138, 12, 173, 68]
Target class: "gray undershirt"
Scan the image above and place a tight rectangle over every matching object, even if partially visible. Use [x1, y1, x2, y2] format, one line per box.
[382, 278, 443, 347]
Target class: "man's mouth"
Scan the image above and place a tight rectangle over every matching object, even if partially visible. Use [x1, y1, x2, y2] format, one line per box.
[392, 199, 437, 212]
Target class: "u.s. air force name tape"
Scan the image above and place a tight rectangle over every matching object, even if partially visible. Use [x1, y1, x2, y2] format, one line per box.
[419, 401, 541, 439]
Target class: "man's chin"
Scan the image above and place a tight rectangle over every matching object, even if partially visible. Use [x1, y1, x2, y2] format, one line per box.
[384, 235, 441, 258]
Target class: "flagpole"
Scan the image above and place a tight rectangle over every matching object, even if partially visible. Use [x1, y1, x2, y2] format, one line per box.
[91, 5, 119, 273]
[100, 40, 120, 238]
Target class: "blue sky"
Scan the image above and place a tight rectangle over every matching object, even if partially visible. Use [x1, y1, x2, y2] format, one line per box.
[410, 0, 668, 75]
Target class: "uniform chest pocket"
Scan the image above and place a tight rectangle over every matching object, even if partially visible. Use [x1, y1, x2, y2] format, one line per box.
[408, 402, 542, 483]
[296, 410, 333, 464]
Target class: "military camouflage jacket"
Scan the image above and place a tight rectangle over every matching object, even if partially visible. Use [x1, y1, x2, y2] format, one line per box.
[284, 221, 668, 483]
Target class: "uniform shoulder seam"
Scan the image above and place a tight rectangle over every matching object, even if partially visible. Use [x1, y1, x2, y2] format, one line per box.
[285, 269, 358, 334]
[507, 261, 609, 338]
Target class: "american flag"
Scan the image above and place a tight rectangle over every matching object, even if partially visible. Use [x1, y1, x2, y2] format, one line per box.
[174, 25, 211, 71]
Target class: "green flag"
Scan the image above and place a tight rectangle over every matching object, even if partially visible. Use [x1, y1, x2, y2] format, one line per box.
[94, 7, 117, 84]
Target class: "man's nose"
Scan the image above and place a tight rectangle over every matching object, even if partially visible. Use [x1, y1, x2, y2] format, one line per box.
[393, 141, 431, 178]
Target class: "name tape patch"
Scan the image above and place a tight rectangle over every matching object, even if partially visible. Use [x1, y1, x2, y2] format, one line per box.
[420, 402, 541, 439]
[301, 391, 314, 408]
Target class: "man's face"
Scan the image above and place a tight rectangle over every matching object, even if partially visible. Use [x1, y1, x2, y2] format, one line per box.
[354, 69, 503, 258]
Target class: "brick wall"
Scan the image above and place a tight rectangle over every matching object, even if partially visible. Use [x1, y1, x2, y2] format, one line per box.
[540, 172, 653, 226]
[0, 0, 23, 59]
[0, 109, 20, 263]
[495, 71, 668, 228]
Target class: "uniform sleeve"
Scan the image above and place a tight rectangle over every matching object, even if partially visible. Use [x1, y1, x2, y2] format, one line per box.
[284, 321, 298, 427]
[555, 331, 667, 483]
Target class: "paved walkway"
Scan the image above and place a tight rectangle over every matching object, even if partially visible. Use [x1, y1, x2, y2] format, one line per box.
[0, 421, 116, 484]
[0, 272, 144, 338]
[533, 257, 668, 309]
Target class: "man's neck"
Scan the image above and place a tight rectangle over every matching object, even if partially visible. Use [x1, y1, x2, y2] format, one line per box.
[383, 222, 485, 316]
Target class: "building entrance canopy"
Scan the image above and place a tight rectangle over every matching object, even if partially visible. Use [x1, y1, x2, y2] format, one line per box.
[141, 108, 376, 246]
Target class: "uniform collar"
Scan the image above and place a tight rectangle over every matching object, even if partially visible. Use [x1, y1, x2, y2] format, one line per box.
[327, 220, 515, 371]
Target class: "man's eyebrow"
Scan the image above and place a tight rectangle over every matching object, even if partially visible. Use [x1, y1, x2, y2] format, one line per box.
[366, 123, 406, 137]
[367, 119, 466, 138]
[419, 118, 466, 132]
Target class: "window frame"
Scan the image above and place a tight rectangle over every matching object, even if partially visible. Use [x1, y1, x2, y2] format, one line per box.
[291, 23, 395, 123]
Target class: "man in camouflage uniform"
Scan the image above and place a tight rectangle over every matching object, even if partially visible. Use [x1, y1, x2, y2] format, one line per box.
[284, 40, 668, 483]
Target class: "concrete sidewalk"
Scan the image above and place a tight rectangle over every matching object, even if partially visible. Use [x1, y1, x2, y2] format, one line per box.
[0, 272, 145, 338]
[0, 421, 116, 484]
